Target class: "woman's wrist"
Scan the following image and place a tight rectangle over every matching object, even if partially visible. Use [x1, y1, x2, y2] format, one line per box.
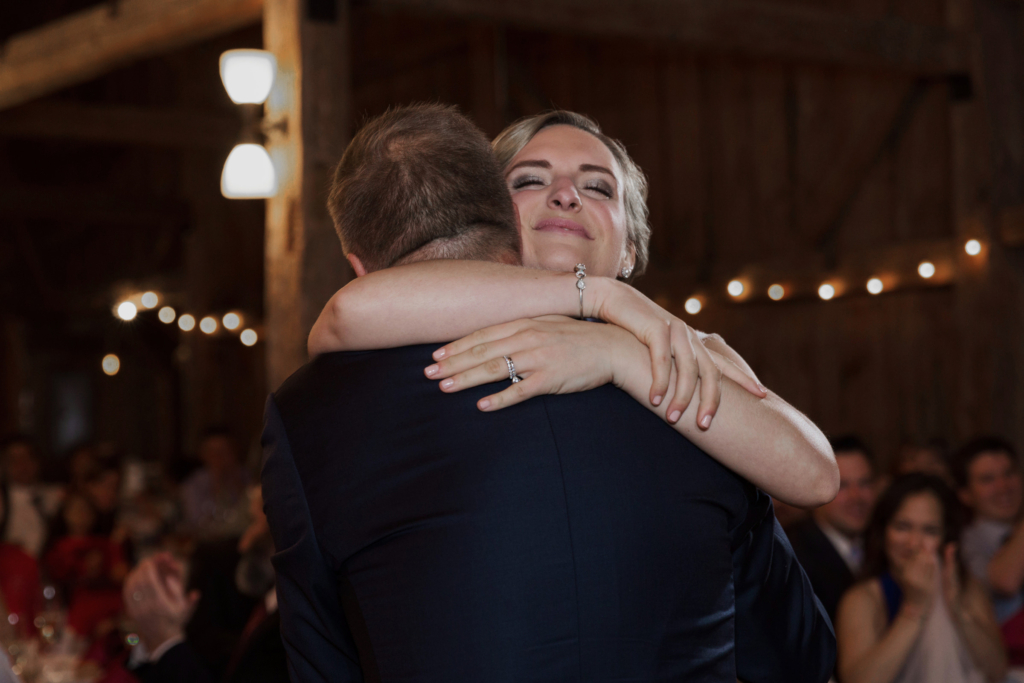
[583, 275, 620, 320]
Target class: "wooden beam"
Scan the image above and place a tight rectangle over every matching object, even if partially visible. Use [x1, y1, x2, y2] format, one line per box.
[263, 0, 353, 389]
[370, 0, 970, 74]
[0, 102, 239, 148]
[0, 0, 263, 111]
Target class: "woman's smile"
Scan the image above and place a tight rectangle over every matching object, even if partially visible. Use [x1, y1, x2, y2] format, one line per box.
[533, 217, 594, 240]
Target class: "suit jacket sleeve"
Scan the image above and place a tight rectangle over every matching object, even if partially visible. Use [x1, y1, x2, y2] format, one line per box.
[262, 396, 364, 683]
[732, 492, 836, 683]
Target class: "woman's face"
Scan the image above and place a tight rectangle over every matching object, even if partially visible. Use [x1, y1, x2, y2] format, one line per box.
[885, 492, 944, 572]
[506, 125, 633, 279]
[64, 495, 96, 536]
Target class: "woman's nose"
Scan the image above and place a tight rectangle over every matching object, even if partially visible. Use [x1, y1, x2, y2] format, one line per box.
[547, 178, 581, 212]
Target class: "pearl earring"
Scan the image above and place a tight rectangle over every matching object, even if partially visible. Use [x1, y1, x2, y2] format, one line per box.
[621, 265, 633, 279]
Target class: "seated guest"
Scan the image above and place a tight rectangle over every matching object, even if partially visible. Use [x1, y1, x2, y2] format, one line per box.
[788, 435, 877, 622]
[125, 486, 285, 683]
[0, 436, 63, 558]
[44, 492, 126, 638]
[836, 474, 1006, 683]
[956, 436, 1024, 664]
[180, 429, 250, 541]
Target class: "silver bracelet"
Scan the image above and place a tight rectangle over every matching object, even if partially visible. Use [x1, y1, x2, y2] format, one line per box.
[574, 264, 586, 319]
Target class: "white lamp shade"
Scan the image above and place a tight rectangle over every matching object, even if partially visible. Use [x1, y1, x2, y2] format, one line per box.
[219, 49, 277, 104]
[221, 144, 277, 199]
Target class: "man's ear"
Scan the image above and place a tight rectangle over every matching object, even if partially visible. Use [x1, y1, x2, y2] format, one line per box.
[346, 253, 367, 278]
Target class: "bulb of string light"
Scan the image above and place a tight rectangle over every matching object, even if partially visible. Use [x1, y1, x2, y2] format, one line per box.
[683, 298, 702, 315]
[240, 329, 258, 346]
[222, 313, 241, 330]
[818, 284, 836, 301]
[221, 144, 277, 199]
[117, 302, 137, 321]
[102, 354, 120, 376]
[200, 317, 218, 334]
[178, 314, 196, 332]
[768, 285, 785, 301]
[219, 49, 277, 104]
[867, 278, 884, 295]
[727, 280, 744, 297]
[965, 239, 981, 256]
[918, 261, 935, 279]
[158, 307, 176, 324]
[141, 292, 158, 309]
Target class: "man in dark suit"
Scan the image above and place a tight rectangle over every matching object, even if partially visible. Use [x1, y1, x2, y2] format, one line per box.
[787, 435, 877, 622]
[263, 104, 835, 682]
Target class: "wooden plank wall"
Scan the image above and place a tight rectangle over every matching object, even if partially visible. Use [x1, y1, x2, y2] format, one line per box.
[347, 4, 1022, 468]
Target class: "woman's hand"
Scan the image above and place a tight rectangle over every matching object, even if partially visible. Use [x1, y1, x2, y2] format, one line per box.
[941, 543, 962, 610]
[425, 316, 763, 421]
[896, 548, 939, 616]
[584, 277, 767, 428]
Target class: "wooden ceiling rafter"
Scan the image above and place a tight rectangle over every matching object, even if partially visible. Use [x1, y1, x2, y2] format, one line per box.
[0, 0, 970, 113]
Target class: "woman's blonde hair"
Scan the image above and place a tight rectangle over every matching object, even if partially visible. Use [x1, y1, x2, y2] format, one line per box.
[492, 111, 651, 280]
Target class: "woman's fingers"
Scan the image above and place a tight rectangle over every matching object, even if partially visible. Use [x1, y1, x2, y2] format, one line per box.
[432, 319, 531, 361]
[477, 374, 545, 412]
[645, 320, 673, 407]
[665, 324, 698, 424]
[428, 330, 539, 380]
[692, 341, 723, 430]
[440, 350, 540, 393]
[714, 352, 768, 398]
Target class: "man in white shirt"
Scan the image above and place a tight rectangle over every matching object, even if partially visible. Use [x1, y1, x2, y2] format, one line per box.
[1, 436, 62, 558]
[787, 435, 877, 623]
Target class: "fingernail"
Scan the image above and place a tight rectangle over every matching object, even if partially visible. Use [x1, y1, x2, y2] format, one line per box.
[433, 348, 446, 360]
[440, 378, 454, 390]
[758, 383, 768, 394]
[652, 395, 663, 406]
[425, 364, 439, 377]
[701, 414, 712, 429]
[668, 410, 681, 423]
[479, 399, 491, 410]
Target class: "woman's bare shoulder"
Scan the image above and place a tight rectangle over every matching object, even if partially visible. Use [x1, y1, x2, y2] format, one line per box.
[839, 578, 886, 620]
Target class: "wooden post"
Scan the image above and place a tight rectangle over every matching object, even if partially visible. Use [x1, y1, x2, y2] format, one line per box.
[263, 0, 353, 390]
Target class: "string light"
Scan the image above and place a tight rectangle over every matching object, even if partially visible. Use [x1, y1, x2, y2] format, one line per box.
[158, 307, 176, 323]
[684, 298, 702, 315]
[222, 312, 242, 330]
[727, 280, 744, 297]
[767, 284, 785, 301]
[867, 278, 884, 295]
[102, 354, 120, 376]
[117, 302, 137, 321]
[818, 284, 836, 301]
[178, 314, 196, 332]
[965, 239, 981, 256]
[199, 317, 218, 334]
[141, 292, 159, 309]
[240, 329, 258, 346]
[918, 261, 935, 279]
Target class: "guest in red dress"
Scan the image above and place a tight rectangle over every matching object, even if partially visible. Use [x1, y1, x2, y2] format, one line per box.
[44, 493, 126, 639]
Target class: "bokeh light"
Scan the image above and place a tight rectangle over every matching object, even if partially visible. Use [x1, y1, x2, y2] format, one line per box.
[102, 354, 120, 376]
[141, 292, 158, 309]
[200, 317, 218, 334]
[767, 284, 785, 301]
[918, 261, 935, 279]
[240, 329, 258, 346]
[727, 280, 744, 297]
[222, 312, 241, 330]
[867, 278, 884, 295]
[818, 284, 836, 301]
[158, 306, 176, 323]
[965, 239, 981, 256]
[684, 298, 702, 315]
[178, 314, 196, 332]
[117, 302, 137, 321]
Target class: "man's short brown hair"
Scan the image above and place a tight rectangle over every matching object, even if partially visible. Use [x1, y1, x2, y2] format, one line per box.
[327, 104, 519, 273]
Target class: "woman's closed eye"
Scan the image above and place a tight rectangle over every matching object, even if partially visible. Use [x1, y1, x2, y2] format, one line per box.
[511, 175, 545, 190]
[583, 181, 613, 198]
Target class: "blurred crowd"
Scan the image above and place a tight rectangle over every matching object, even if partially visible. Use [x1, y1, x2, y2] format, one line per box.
[780, 434, 1024, 683]
[0, 429, 285, 683]
[3, 427, 1024, 683]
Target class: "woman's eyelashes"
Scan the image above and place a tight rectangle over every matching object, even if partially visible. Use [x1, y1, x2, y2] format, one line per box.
[510, 174, 613, 198]
[510, 175, 544, 190]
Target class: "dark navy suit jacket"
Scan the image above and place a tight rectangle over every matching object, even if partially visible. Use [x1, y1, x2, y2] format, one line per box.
[262, 345, 835, 682]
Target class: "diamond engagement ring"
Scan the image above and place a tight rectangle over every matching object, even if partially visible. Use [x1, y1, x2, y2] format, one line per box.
[503, 355, 522, 383]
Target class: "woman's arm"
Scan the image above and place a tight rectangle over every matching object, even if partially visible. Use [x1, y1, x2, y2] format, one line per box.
[427, 317, 838, 507]
[836, 584, 925, 683]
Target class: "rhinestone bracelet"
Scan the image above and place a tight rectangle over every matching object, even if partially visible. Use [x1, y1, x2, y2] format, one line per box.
[574, 263, 587, 319]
